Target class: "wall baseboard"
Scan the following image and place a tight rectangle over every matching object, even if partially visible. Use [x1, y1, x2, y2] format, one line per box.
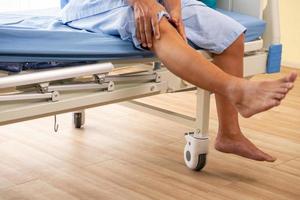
[282, 60, 300, 69]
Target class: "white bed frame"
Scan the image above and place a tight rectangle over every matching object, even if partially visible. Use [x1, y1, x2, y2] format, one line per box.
[0, 0, 280, 171]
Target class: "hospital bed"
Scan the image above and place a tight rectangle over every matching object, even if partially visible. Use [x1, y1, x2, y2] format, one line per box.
[0, 0, 282, 171]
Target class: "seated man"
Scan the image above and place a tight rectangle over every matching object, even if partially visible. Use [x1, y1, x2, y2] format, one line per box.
[61, 0, 297, 162]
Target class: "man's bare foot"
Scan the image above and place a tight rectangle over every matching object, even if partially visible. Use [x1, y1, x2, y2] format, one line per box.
[229, 72, 298, 118]
[215, 133, 276, 162]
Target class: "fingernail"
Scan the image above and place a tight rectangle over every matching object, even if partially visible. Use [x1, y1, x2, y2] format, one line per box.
[142, 43, 146, 47]
[148, 43, 152, 47]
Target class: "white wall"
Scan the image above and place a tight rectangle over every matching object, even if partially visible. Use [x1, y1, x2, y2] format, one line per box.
[0, 0, 59, 12]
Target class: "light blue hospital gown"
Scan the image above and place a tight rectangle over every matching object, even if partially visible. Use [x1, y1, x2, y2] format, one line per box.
[61, 0, 246, 54]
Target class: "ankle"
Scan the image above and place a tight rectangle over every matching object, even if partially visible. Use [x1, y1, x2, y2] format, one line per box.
[225, 78, 245, 103]
[217, 130, 243, 140]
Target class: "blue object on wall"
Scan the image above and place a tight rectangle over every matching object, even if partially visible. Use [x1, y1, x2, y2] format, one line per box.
[200, 0, 217, 9]
[267, 44, 282, 73]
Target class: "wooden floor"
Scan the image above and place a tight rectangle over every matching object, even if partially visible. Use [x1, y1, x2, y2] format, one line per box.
[0, 67, 299, 200]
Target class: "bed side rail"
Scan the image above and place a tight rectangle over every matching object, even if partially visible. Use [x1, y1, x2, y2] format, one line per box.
[0, 63, 114, 89]
[217, 0, 280, 46]
[262, 0, 281, 47]
[262, 0, 282, 73]
[217, 0, 265, 19]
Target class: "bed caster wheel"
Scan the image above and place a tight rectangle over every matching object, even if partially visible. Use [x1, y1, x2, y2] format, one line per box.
[184, 151, 207, 171]
[73, 111, 85, 129]
[184, 132, 209, 171]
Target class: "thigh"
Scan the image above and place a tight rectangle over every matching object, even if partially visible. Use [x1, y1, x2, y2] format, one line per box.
[67, 6, 137, 42]
[68, 6, 173, 50]
[181, 1, 246, 54]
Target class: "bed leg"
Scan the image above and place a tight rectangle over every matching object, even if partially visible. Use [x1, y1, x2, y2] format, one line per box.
[73, 110, 85, 129]
[184, 88, 210, 171]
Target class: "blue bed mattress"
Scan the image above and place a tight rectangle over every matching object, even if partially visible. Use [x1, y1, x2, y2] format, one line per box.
[217, 9, 266, 43]
[0, 8, 266, 72]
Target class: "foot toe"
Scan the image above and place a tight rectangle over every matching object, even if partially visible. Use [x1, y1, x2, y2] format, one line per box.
[277, 87, 288, 94]
[274, 100, 281, 107]
[273, 93, 285, 100]
[264, 100, 280, 110]
[280, 72, 298, 83]
[287, 72, 298, 82]
[288, 82, 294, 88]
[261, 152, 277, 162]
[215, 134, 277, 162]
[282, 82, 294, 89]
[265, 156, 277, 162]
[246, 146, 276, 162]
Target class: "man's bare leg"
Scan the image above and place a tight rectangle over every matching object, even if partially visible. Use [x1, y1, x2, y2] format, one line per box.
[213, 35, 276, 162]
[152, 19, 297, 118]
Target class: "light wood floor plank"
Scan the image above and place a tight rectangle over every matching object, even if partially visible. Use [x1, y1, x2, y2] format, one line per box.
[0, 180, 79, 200]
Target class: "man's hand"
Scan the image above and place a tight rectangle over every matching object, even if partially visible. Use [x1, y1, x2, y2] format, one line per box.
[163, 0, 187, 42]
[128, 0, 166, 48]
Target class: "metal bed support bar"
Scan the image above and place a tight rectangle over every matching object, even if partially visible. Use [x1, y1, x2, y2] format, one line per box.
[0, 63, 114, 89]
[0, 91, 60, 102]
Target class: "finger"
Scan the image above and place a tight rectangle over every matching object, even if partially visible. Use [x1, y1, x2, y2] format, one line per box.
[151, 17, 160, 40]
[144, 18, 152, 47]
[178, 23, 187, 42]
[173, 18, 179, 27]
[177, 25, 184, 38]
[139, 16, 147, 47]
[171, 13, 182, 27]
[135, 9, 142, 43]
[135, 17, 141, 42]
[168, 18, 178, 28]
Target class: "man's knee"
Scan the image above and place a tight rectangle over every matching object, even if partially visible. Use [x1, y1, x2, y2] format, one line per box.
[236, 34, 245, 46]
[224, 34, 245, 55]
[232, 34, 245, 50]
[156, 18, 179, 39]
